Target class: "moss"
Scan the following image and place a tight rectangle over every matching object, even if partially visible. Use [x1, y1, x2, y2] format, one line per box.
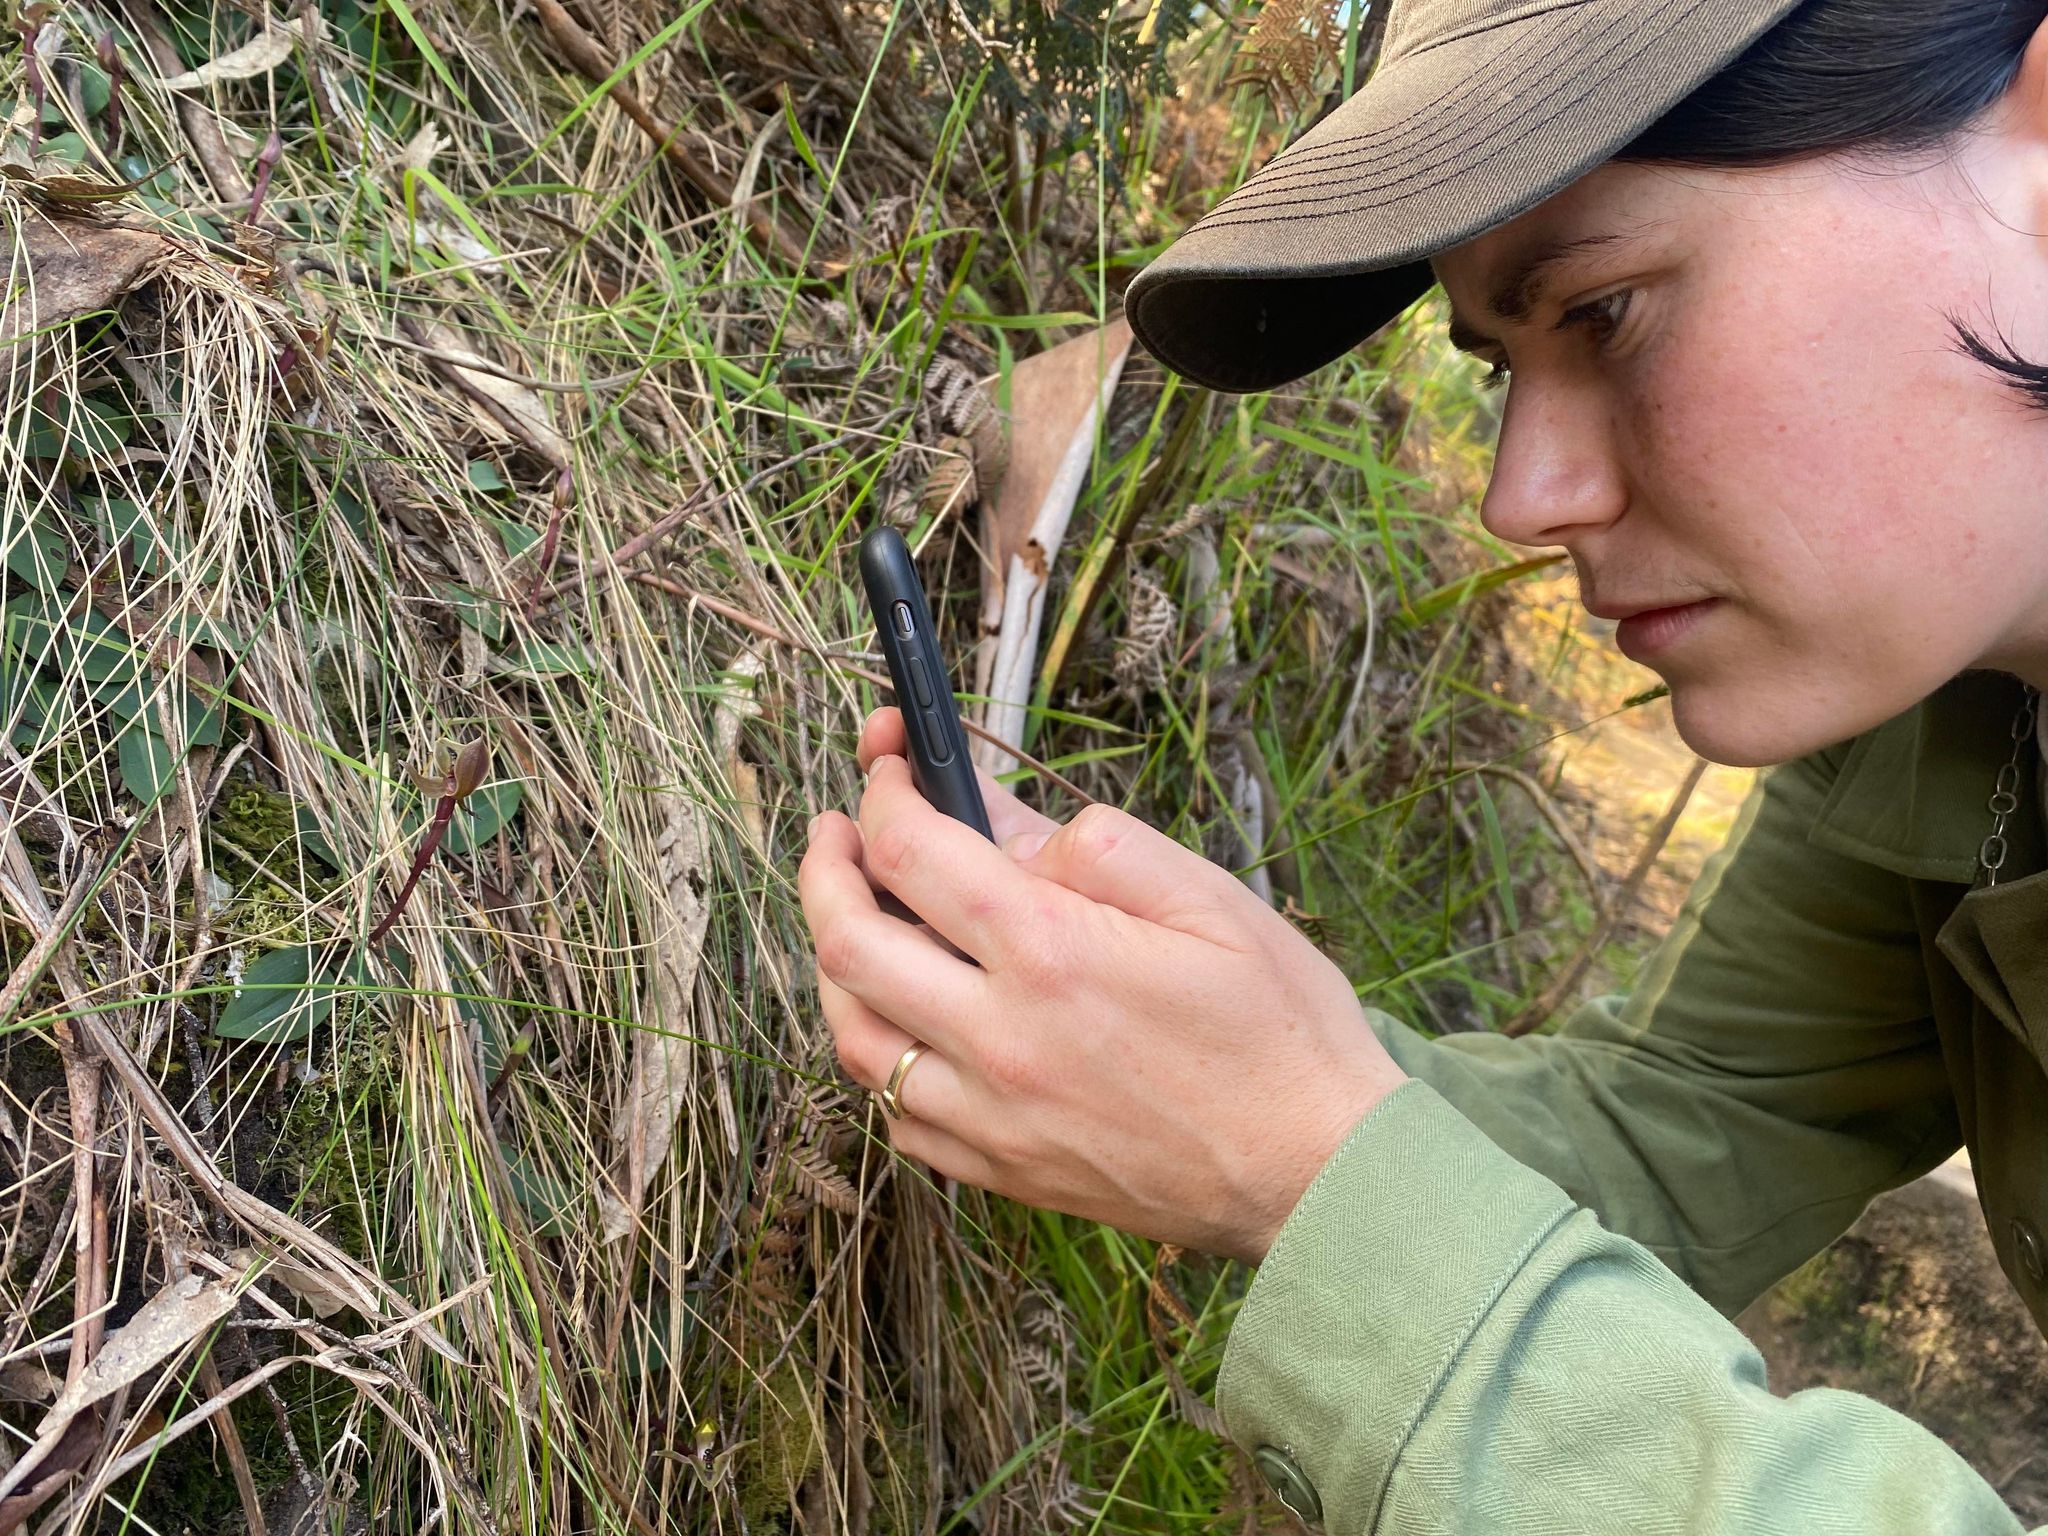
[730, 1355, 823, 1524]
[865, 1393, 930, 1536]
[212, 776, 307, 861]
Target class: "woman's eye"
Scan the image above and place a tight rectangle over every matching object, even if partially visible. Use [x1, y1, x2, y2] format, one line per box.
[1560, 287, 1635, 347]
[1467, 287, 1634, 389]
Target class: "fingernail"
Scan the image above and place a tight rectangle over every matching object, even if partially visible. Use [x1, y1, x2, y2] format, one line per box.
[805, 812, 823, 842]
[1010, 831, 1050, 862]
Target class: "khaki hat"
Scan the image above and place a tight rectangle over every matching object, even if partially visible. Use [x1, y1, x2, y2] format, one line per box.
[1124, 0, 1807, 393]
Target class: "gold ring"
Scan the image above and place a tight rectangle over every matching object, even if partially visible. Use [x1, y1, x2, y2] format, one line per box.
[879, 1042, 929, 1120]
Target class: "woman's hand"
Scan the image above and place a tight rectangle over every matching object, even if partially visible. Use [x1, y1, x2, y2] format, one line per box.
[797, 708, 1408, 1265]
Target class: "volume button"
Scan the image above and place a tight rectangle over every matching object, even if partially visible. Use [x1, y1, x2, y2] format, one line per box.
[923, 708, 954, 764]
[906, 654, 936, 709]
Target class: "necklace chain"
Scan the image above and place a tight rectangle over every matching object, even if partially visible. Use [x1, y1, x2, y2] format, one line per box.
[1977, 684, 2040, 888]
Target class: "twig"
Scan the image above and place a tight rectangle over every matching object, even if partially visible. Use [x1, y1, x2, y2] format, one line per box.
[1501, 757, 1709, 1038]
[529, 0, 809, 270]
[536, 429, 889, 607]
[349, 323, 638, 392]
[626, 571, 1098, 811]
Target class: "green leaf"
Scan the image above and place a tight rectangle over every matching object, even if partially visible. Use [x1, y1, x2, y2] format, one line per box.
[499, 1141, 575, 1237]
[295, 806, 342, 868]
[6, 592, 140, 686]
[1470, 774, 1519, 930]
[96, 679, 226, 746]
[43, 65, 112, 121]
[26, 397, 131, 464]
[4, 512, 70, 592]
[467, 460, 508, 493]
[36, 132, 91, 166]
[381, 0, 464, 98]
[89, 496, 189, 576]
[438, 583, 505, 643]
[487, 515, 539, 559]
[489, 638, 593, 679]
[3, 674, 59, 748]
[781, 87, 826, 183]
[163, 612, 249, 653]
[217, 944, 365, 1044]
[116, 723, 175, 801]
[329, 485, 370, 543]
[444, 779, 522, 855]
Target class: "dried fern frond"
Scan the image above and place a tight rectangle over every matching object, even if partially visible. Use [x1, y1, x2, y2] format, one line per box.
[1231, 0, 1345, 116]
[1113, 566, 1180, 697]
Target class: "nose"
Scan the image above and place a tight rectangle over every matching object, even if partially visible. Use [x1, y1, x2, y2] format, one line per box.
[1479, 384, 1629, 549]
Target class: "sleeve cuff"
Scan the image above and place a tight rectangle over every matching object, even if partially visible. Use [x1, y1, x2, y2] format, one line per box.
[1217, 1078, 1577, 1531]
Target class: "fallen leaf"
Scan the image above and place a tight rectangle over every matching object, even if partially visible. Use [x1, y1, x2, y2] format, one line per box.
[0, 1273, 239, 1512]
[37, 1274, 239, 1431]
[158, 27, 296, 90]
[0, 218, 165, 347]
[974, 318, 1132, 773]
[417, 321, 570, 469]
[226, 1247, 361, 1320]
[596, 779, 718, 1242]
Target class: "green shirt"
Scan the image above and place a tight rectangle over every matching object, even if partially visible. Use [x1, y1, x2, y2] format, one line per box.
[1225, 669, 2048, 1533]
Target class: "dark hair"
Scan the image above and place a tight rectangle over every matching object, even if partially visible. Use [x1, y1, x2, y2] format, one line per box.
[1616, 0, 2048, 409]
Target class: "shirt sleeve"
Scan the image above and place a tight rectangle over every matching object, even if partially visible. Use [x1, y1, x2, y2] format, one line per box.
[1368, 742, 1962, 1317]
[1219, 1079, 2036, 1536]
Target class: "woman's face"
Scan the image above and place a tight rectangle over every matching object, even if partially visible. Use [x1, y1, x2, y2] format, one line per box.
[1431, 96, 2048, 767]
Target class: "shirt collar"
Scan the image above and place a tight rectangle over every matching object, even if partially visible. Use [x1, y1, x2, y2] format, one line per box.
[1806, 670, 2037, 885]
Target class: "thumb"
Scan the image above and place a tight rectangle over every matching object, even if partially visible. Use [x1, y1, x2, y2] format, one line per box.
[1006, 804, 1257, 938]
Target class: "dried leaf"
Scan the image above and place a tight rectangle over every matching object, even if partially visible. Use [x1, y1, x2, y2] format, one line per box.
[597, 787, 715, 1242]
[0, 218, 165, 346]
[418, 321, 571, 469]
[0, 1274, 240, 1512]
[226, 1248, 360, 1319]
[787, 1142, 860, 1217]
[158, 27, 296, 91]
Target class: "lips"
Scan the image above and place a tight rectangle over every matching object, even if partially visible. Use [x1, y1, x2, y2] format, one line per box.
[1586, 597, 1706, 623]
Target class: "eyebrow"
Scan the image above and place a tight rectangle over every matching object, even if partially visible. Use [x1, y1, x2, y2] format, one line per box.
[1445, 230, 1651, 354]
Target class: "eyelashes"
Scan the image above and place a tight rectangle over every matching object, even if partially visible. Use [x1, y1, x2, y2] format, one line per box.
[1474, 287, 1638, 392]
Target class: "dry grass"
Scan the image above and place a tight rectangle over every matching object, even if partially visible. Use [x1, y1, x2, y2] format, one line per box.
[0, 2, 1642, 1532]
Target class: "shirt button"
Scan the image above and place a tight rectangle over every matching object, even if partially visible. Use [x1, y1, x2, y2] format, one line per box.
[1253, 1445, 1323, 1527]
[2014, 1217, 2046, 1284]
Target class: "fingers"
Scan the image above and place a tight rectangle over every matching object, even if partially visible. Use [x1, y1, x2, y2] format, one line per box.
[817, 945, 1006, 1194]
[879, 1112, 1003, 1192]
[817, 970, 973, 1129]
[857, 707, 1059, 846]
[798, 808, 985, 1058]
[1005, 801, 1264, 945]
[856, 754, 1073, 970]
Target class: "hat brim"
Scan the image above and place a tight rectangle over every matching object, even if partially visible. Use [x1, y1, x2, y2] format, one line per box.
[1125, 0, 1805, 393]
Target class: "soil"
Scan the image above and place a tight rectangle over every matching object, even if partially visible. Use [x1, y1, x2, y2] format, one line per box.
[1738, 1167, 2048, 1524]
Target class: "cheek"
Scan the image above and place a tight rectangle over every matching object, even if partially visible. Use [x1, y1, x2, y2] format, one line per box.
[1623, 287, 1948, 588]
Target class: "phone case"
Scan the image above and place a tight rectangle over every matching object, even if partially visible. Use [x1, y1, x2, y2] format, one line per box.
[858, 526, 994, 841]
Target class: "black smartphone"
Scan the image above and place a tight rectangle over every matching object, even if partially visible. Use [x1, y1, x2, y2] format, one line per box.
[858, 526, 994, 841]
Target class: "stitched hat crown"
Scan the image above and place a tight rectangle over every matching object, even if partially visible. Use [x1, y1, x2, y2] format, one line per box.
[1381, 0, 1580, 65]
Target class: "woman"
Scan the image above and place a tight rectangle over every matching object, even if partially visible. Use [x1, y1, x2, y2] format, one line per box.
[798, 0, 2048, 1529]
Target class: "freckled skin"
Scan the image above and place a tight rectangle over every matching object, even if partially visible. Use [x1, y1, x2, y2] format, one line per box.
[1432, 29, 2048, 768]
